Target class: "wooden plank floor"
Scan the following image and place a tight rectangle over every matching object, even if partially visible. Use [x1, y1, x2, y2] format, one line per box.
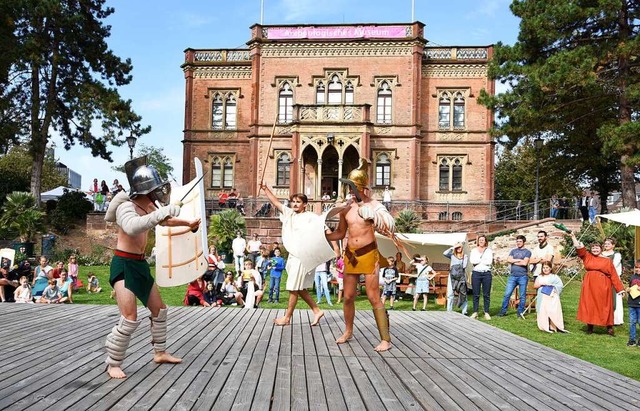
[0, 303, 638, 411]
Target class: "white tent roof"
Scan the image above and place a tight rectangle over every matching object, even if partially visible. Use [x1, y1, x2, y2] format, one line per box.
[596, 209, 640, 227]
[41, 186, 90, 201]
[376, 232, 467, 267]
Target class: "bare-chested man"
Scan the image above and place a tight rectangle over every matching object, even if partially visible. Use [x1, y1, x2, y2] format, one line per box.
[326, 158, 396, 352]
[103, 158, 200, 379]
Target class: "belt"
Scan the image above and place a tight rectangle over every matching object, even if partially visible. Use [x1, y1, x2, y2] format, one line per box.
[114, 249, 146, 260]
[344, 242, 377, 267]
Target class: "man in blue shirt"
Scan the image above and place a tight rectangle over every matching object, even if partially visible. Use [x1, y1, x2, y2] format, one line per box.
[498, 235, 531, 319]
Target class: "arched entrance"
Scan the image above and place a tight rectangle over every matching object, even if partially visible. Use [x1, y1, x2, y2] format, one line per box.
[301, 145, 318, 199]
[299, 136, 362, 200]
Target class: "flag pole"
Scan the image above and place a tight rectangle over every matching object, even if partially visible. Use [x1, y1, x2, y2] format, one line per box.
[260, 0, 264, 24]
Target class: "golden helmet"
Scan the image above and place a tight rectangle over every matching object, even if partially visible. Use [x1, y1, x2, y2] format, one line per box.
[347, 158, 371, 189]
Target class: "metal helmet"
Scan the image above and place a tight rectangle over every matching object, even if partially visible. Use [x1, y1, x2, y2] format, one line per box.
[347, 158, 371, 190]
[125, 156, 172, 206]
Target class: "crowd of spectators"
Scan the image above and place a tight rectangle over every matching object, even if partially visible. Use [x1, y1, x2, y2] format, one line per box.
[0, 254, 89, 304]
[87, 178, 126, 213]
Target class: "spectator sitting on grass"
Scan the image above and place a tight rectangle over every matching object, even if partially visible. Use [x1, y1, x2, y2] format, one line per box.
[57, 270, 74, 303]
[13, 276, 33, 303]
[203, 282, 220, 307]
[184, 276, 210, 307]
[38, 278, 62, 304]
[220, 271, 244, 306]
[32, 256, 52, 298]
[0, 262, 19, 302]
[87, 273, 102, 293]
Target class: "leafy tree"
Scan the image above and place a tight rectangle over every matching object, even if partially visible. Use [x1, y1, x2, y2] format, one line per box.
[480, 0, 640, 208]
[0, 144, 66, 208]
[4, 0, 150, 201]
[112, 144, 175, 181]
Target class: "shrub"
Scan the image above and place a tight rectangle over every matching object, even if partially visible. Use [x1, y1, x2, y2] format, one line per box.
[208, 210, 246, 256]
[48, 191, 93, 233]
[395, 209, 421, 233]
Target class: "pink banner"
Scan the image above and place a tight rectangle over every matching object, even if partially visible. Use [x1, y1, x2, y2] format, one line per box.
[266, 25, 410, 40]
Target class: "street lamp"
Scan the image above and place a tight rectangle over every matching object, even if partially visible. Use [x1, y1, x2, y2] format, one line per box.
[126, 134, 137, 160]
[533, 137, 544, 220]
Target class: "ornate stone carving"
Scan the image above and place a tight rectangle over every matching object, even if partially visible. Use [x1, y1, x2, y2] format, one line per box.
[436, 132, 466, 142]
[424, 47, 488, 60]
[192, 66, 252, 79]
[277, 126, 293, 135]
[422, 64, 487, 78]
[261, 42, 416, 58]
[373, 127, 391, 135]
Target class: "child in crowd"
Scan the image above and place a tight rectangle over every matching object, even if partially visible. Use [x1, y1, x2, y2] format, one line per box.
[268, 248, 285, 303]
[14, 276, 33, 303]
[203, 281, 219, 307]
[239, 260, 263, 308]
[68, 255, 79, 290]
[87, 273, 102, 293]
[256, 247, 271, 288]
[38, 278, 61, 304]
[411, 255, 436, 311]
[335, 256, 345, 304]
[627, 259, 640, 346]
[380, 256, 399, 310]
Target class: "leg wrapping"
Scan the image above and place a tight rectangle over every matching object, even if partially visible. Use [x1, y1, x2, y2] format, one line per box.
[105, 316, 140, 367]
[373, 307, 391, 342]
[150, 307, 168, 353]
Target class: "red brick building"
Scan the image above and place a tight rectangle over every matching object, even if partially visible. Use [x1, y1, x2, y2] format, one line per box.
[182, 22, 495, 222]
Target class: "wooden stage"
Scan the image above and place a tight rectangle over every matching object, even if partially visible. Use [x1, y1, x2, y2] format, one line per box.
[0, 303, 638, 411]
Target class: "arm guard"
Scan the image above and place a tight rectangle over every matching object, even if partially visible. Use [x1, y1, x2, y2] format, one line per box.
[358, 204, 396, 234]
[116, 202, 179, 236]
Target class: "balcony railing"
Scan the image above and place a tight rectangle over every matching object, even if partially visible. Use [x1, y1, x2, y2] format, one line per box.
[293, 104, 371, 123]
[185, 49, 251, 64]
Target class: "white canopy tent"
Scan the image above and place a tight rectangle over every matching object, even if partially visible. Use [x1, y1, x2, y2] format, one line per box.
[41, 186, 91, 202]
[376, 232, 467, 268]
[596, 208, 640, 260]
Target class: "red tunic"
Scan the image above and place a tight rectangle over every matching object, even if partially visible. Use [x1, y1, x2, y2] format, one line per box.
[576, 248, 624, 326]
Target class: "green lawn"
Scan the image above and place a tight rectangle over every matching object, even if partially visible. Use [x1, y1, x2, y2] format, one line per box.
[73, 266, 640, 381]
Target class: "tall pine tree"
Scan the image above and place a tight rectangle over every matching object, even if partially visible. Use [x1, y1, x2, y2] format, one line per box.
[4, 0, 150, 200]
[480, 0, 640, 208]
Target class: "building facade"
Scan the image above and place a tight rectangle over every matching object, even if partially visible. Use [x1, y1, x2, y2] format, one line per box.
[182, 22, 495, 221]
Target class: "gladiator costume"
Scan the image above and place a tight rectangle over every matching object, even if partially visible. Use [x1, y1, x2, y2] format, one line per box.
[103, 157, 177, 369]
[342, 159, 397, 343]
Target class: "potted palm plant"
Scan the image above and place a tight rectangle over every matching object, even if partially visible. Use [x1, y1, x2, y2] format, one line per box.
[208, 209, 246, 263]
[0, 192, 45, 257]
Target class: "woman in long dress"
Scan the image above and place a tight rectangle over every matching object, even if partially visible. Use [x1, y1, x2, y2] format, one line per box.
[534, 262, 566, 333]
[602, 237, 624, 325]
[569, 232, 624, 335]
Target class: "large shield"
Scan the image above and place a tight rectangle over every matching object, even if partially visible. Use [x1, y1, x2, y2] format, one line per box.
[155, 158, 208, 287]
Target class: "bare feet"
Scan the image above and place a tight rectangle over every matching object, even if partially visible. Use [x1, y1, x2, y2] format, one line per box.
[374, 340, 392, 352]
[153, 351, 182, 364]
[107, 365, 126, 379]
[273, 316, 291, 326]
[310, 310, 324, 326]
[336, 332, 353, 344]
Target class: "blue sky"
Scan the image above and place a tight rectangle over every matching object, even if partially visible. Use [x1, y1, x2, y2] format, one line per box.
[52, 0, 520, 189]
